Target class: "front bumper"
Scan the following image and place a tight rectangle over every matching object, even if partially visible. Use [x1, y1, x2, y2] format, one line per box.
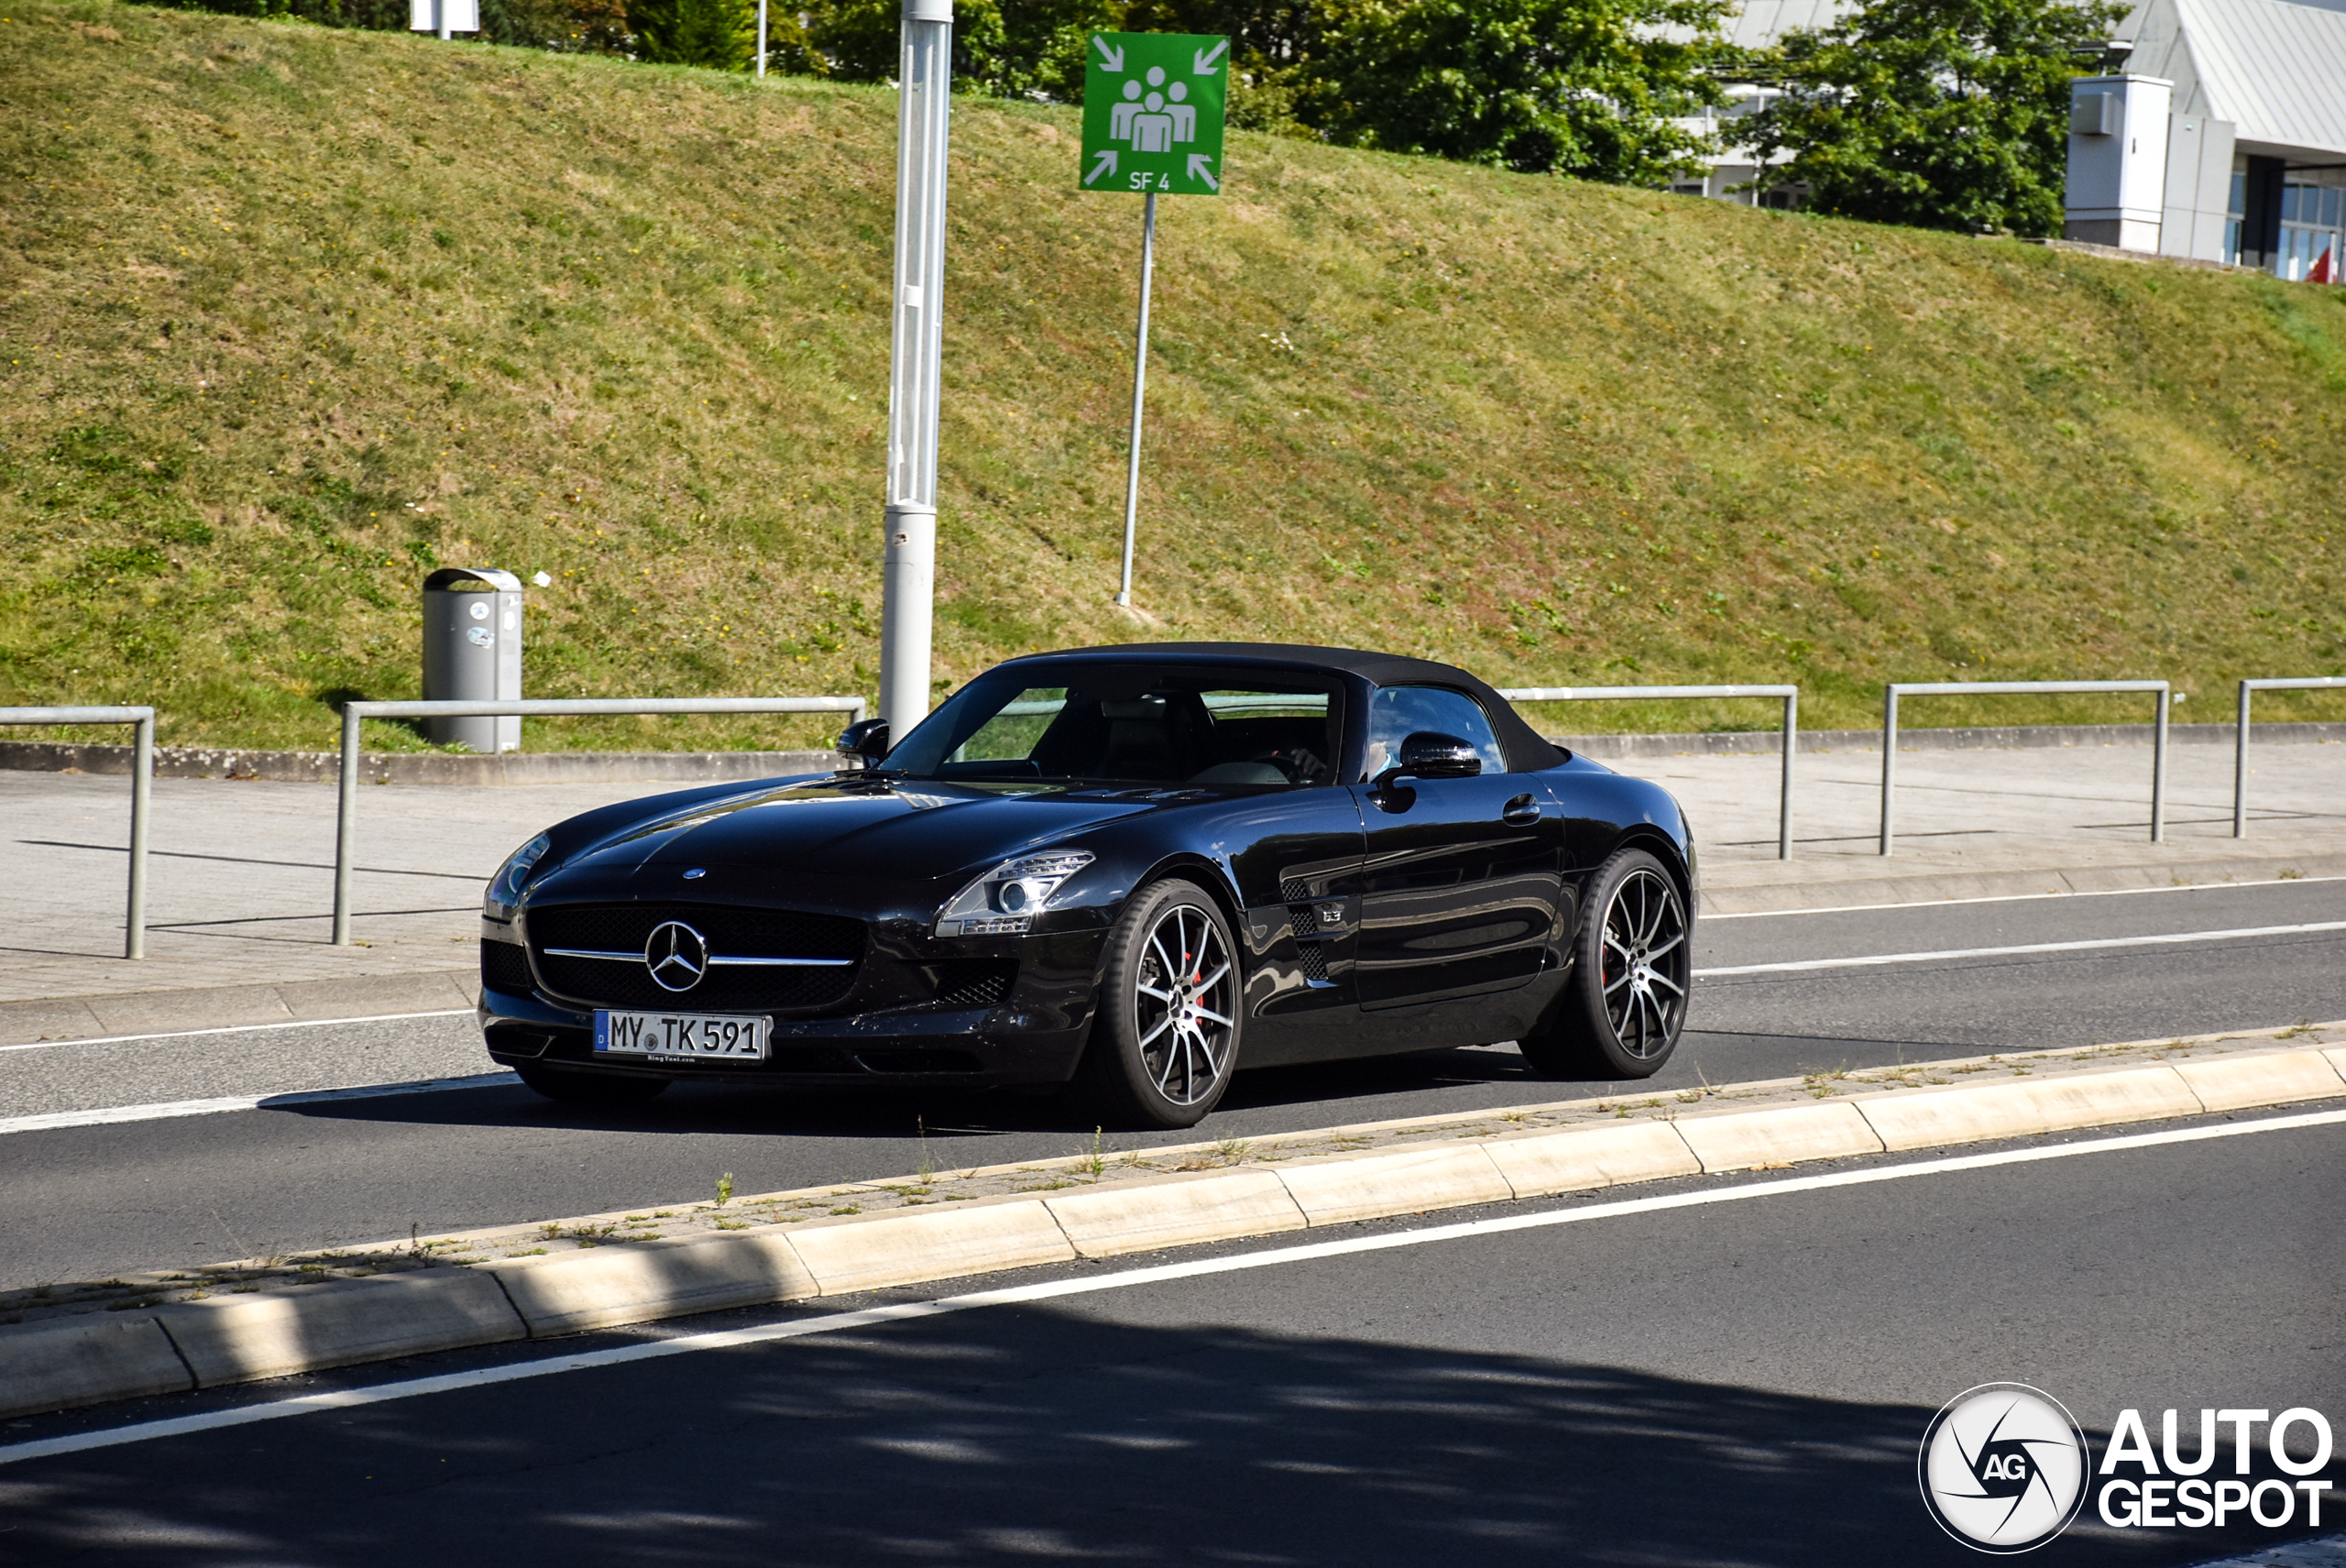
[477, 923, 1104, 1089]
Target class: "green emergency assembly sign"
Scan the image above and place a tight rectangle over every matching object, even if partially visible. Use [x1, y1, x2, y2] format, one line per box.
[1080, 33, 1228, 196]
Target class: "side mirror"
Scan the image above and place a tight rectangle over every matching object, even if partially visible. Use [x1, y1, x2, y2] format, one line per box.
[1393, 731, 1482, 782]
[835, 718, 890, 776]
[1370, 731, 1481, 808]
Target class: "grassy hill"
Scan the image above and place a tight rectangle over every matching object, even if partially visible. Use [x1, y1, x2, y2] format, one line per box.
[3, 0, 2342, 754]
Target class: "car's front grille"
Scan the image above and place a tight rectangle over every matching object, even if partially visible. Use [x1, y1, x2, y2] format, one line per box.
[524, 902, 866, 1013]
[481, 938, 535, 996]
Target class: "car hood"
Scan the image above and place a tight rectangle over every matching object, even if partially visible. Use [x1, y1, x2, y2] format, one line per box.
[532, 777, 1175, 898]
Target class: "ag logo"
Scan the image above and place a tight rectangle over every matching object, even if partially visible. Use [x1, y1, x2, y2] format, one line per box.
[1920, 1383, 2090, 1553]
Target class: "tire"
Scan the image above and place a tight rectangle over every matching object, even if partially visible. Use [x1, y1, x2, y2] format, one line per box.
[1074, 878, 1244, 1130]
[515, 1061, 671, 1106]
[1518, 847, 1690, 1080]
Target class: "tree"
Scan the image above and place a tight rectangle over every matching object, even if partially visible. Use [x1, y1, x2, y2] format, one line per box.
[1298, 0, 1732, 183]
[1738, 0, 2126, 235]
[630, 0, 751, 67]
[803, 0, 1120, 99]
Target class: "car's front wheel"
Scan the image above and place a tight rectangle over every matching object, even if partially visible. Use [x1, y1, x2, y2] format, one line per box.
[1518, 847, 1690, 1080]
[514, 1061, 671, 1106]
[1076, 878, 1242, 1129]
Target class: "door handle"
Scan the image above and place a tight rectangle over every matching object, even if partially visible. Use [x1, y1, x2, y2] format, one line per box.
[1502, 794, 1540, 827]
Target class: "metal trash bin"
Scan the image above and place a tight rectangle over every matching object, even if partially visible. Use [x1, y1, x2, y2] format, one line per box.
[421, 567, 523, 752]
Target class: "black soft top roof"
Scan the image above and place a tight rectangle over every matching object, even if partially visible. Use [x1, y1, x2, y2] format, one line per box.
[1003, 641, 1565, 773]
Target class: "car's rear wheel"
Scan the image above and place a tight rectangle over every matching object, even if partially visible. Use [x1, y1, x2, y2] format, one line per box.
[1076, 878, 1242, 1129]
[1518, 847, 1689, 1080]
[515, 1061, 671, 1106]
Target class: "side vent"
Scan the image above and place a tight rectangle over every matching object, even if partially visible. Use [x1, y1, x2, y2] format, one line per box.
[929, 959, 1018, 1008]
[481, 938, 534, 996]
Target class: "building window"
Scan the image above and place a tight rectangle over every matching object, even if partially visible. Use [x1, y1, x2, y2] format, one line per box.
[2275, 181, 2343, 280]
[2225, 172, 2246, 265]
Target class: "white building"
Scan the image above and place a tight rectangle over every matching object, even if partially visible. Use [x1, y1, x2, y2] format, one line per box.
[2081, 0, 2346, 277]
[1676, 0, 2346, 280]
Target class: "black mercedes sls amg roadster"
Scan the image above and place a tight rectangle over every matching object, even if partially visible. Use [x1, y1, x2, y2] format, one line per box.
[478, 643, 1697, 1128]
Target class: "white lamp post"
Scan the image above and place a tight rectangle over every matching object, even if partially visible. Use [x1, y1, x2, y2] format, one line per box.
[880, 0, 951, 731]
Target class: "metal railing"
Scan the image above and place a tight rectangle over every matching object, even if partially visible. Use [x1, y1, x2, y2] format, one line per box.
[1880, 681, 2169, 856]
[332, 696, 868, 945]
[1499, 685, 1801, 860]
[1, 707, 155, 959]
[2235, 676, 2346, 837]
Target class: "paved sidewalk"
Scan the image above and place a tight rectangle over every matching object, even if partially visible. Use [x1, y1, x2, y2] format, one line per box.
[1649, 733, 2346, 911]
[0, 735, 2339, 1037]
[0, 770, 688, 1017]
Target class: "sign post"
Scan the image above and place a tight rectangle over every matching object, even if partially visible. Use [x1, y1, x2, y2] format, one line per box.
[1080, 32, 1227, 609]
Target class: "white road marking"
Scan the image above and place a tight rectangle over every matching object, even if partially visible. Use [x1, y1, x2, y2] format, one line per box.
[5, 1104, 2338, 1469]
[1693, 920, 2346, 977]
[0, 1073, 521, 1136]
[0, 1009, 474, 1054]
[1704, 875, 2346, 920]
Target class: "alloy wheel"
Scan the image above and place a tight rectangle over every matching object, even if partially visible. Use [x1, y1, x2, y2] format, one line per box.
[1599, 868, 1688, 1060]
[1133, 903, 1237, 1106]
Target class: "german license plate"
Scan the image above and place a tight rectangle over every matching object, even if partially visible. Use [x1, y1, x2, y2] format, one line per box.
[594, 1010, 770, 1063]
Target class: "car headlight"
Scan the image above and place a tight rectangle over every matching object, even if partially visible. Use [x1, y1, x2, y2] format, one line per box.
[484, 833, 554, 920]
[935, 850, 1094, 938]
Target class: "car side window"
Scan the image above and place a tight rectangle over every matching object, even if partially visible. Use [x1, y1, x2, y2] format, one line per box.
[1363, 686, 1507, 779]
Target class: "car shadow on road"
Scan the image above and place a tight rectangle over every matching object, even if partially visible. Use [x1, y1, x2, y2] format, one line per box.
[268, 1025, 1960, 1157]
[5, 1305, 2312, 1567]
[262, 1044, 1626, 1155]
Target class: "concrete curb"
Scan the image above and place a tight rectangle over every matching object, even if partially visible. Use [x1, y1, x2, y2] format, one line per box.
[0, 970, 478, 1047]
[1854, 1065, 2204, 1151]
[1274, 1143, 1514, 1226]
[0, 1318, 194, 1416]
[486, 1234, 818, 1337]
[1046, 1169, 1307, 1257]
[1672, 1101, 1883, 1170]
[152, 1270, 525, 1387]
[1483, 1121, 1702, 1196]
[783, 1197, 1078, 1296]
[5, 1045, 2341, 1421]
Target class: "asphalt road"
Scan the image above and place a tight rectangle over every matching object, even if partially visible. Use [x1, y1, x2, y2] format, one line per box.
[4, 879, 2343, 1289]
[4, 1109, 2339, 1566]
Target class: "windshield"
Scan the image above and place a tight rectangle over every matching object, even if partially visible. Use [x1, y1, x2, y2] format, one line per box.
[885, 666, 1341, 787]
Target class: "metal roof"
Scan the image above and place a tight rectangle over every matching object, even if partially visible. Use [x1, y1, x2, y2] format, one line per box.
[2126, 0, 2346, 159]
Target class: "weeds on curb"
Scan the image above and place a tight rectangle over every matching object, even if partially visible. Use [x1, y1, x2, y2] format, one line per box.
[715, 1173, 734, 1208]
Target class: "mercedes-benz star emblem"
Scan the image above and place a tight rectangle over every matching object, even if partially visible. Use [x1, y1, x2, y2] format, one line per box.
[644, 921, 709, 992]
